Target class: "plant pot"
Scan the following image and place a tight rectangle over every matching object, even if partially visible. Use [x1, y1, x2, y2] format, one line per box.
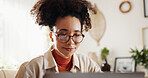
[101, 59, 111, 72]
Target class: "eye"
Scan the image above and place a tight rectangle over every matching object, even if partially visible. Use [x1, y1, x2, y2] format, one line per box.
[73, 34, 82, 37]
[59, 34, 67, 38]
[58, 34, 68, 42]
[73, 34, 83, 39]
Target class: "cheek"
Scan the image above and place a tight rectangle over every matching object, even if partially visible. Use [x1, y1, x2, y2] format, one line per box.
[53, 37, 61, 48]
[75, 43, 80, 49]
[55, 41, 65, 51]
[55, 40, 62, 47]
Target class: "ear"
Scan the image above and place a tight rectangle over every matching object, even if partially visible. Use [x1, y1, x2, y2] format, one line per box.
[49, 32, 54, 42]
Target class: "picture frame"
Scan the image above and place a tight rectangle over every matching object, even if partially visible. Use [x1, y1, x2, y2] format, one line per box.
[144, 0, 148, 17]
[114, 57, 136, 73]
[142, 27, 148, 48]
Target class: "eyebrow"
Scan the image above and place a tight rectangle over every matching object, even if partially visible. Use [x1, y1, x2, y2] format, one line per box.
[58, 29, 81, 32]
[59, 29, 68, 31]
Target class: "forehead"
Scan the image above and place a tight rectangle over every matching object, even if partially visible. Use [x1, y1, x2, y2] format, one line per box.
[54, 16, 81, 32]
[55, 29, 81, 33]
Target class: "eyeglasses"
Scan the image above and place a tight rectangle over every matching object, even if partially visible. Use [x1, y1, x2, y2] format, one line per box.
[54, 33, 85, 43]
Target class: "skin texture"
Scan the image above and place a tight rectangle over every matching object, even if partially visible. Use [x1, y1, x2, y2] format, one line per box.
[50, 15, 82, 58]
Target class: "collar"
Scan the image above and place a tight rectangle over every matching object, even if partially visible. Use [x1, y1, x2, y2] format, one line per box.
[44, 46, 57, 69]
[52, 49, 72, 65]
[72, 53, 80, 70]
[43, 45, 80, 70]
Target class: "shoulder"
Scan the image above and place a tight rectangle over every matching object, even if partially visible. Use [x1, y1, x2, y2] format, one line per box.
[16, 55, 44, 78]
[75, 53, 90, 60]
[75, 53, 97, 64]
[25, 55, 45, 77]
[29, 55, 44, 65]
[74, 53, 101, 72]
[26, 55, 44, 69]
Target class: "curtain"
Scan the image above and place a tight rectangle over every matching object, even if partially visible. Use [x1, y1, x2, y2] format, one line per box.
[0, 0, 51, 69]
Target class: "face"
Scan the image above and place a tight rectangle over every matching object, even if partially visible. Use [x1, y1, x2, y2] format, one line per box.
[51, 16, 82, 58]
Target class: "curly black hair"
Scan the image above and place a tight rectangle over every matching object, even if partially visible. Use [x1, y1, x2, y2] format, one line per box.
[30, 0, 96, 31]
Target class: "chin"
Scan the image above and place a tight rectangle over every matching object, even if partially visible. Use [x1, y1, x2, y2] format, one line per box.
[64, 51, 75, 57]
[65, 54, 73, 57]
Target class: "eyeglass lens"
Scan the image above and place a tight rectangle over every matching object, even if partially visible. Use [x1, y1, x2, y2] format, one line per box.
[58, 34, 84, 43]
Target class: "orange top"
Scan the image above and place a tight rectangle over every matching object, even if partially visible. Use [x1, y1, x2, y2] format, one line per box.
[52, 49, 72, 72]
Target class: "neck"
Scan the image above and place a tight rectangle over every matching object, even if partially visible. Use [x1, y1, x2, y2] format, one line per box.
[56, 49, 69, 58]
[52, 49, 72, 65]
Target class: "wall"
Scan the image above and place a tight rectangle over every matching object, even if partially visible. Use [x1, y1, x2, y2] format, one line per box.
[77, 0, 148, 72]
[1, 0, 148, 71]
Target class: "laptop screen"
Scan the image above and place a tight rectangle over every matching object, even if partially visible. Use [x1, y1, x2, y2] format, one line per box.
[43, 72, 144, 78]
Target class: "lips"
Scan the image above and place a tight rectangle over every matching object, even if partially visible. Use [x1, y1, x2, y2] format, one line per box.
[63, 47, 74, 51]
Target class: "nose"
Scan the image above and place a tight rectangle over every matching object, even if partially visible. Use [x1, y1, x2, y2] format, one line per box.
[66, 36, 75, 45]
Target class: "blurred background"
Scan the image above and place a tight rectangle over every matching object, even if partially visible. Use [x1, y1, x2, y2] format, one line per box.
[0, 0, 148, 73]
[0, 0, 51, 69]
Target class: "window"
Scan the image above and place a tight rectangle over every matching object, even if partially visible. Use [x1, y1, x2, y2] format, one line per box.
[0, 0, 51, 69]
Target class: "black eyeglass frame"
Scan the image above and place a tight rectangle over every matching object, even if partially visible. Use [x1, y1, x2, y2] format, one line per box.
[53, 33, 85, 44]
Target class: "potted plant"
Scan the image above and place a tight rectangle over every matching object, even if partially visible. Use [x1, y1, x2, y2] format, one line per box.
[101, 47, 110, 71]
[129, 46, 148, 76]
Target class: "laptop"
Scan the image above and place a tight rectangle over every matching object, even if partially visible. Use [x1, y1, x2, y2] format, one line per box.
[43, 72, 144, 78]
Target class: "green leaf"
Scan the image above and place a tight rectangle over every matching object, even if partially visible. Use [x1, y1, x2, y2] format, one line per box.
[101, 47, 109, 60]
[130, 47, 148, 69]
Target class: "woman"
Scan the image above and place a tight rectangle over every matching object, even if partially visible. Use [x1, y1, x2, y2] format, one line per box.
[16, 0, 101, 78]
